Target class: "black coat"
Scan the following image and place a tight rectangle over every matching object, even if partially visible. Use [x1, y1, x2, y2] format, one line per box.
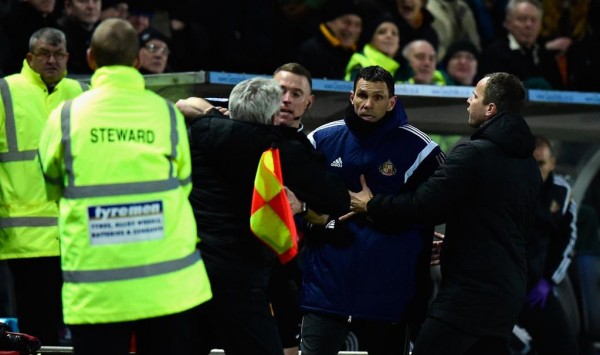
[367, 112, 542, 338]
[188, 114, 349, 288]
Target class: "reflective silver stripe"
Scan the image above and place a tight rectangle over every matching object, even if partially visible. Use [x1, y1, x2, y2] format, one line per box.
[166, 99, 177, 178]
[63, 177, 180, 198]
[60, 100, 183, 198]
[180, 175, 191, 186]
[79, 81, 90, 92]
[0, 216, 57, 227]
[0, 78, 22, 162]
[0, 149, 38, 162]
[62, 249, 202, 283]
[61, 100, 75, 188]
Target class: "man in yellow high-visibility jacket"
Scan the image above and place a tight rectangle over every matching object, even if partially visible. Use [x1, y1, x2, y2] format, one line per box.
[38, 19, 212, 354]
[0, 27, 88, 345]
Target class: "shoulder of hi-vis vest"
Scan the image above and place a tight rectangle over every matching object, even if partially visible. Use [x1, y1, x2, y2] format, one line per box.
[0, 75, 87, 260]
[38, 93, 212, 324]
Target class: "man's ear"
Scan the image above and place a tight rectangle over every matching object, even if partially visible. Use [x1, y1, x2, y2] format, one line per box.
[26, 52, 34, 66]
[86, 48, 97, 71]
[349, 91, 355, 103]
[387, 95, 397, 111]
[485, 102, 497, 117]
[133, 51, 141, 69]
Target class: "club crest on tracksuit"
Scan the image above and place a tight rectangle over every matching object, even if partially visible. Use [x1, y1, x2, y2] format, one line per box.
[379, 159, 397, 176]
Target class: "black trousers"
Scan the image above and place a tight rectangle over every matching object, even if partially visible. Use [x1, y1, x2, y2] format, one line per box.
[195, 285, 284, 355]
[69, 305, 201, 355]
[7, 256, 63, 346]
[412, 317, 510, 355]
[300, 312, 410, 355]
[518, 291, 579, 354]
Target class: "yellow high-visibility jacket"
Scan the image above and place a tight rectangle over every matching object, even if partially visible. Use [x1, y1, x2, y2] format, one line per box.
[0, 60, 87, 260]
[38, 65, 212, 324]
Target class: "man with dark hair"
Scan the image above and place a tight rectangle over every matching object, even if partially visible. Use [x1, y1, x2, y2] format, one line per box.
[348, 72, 542, 354]
[301, 65, 444, 354]
[58, 0, 102, 74]
[38, 18, 212, 355]
[0, 27, 86, 346]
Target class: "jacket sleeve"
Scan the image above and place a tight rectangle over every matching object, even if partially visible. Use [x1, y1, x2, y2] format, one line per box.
[38, 103, 65, 201]
[548, 197, 578, 284]
[280, 140, 350, 218]
[367, 142, 477, 226]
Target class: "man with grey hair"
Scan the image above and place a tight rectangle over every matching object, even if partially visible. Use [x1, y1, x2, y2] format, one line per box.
[479, 0, 563, 89]
[187, 77, 349, 354]
[0, 27, 87, 345]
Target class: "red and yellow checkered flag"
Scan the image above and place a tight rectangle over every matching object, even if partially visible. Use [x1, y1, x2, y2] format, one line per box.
[250, 147, 298, 264]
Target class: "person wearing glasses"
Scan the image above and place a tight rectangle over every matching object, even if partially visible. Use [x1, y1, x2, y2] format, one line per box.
[0, 27, 88, 346]
[138, 27, 171, 74]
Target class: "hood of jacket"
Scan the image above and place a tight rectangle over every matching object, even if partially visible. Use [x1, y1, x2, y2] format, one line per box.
[472, 111, 535, 158]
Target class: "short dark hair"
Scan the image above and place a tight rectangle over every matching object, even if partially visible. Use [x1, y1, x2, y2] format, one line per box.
[353, 66, 395, 98]
[483, 72, 526, 114]
[274, 62, 313, 91]
[91, 18, 139, 67]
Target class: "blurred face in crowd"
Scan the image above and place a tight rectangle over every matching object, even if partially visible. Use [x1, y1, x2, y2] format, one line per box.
[406, 40, 437, 84]
[396, 0, 423, 26]
[27, 39, 69, 85]
[273, 70, 314, 128]
[327, 14, 362, 48]
[350, 79, 396, 123]
[534, 144, 555, 181]
[65, 0, 101, 27]
[139, 39, 169, 74]
[128, 13, 151, 34]
[100, 2, 129, 21]
[505, 1, 542, 48]
[371, 21, 400, 58]
[467, 77, 492, 128]
[446, 50, 478, 86]
[26, 0, 56, 15]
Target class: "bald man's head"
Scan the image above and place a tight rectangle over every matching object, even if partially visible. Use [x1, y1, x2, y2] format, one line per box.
[88, 18, 139, 69]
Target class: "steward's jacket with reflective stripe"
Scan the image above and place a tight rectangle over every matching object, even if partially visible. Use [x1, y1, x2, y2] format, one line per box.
[38, 66, 212, 324]
[302, 102, 444, 322]
[0, 60, 87, 260]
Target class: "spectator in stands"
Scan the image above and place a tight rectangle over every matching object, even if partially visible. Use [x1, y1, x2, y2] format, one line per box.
[440, 39, 479, 86]
[384, 0, 439, 55]
[347, 72, 542, 354]
[294, 0, 363, 79]
[479, 0, 563, 89]
[2, 0, 60, 75]
[465, 0, 508, 48]
[301, 65, 443, 354]
[57, 0, 101, 75]
[100, 0, 128, 21]
[539, 0, 600, 91]
[1, 27, 88, 347]
[126, 1, 152, 34]
[400, 39, 448, 84]
[345, 14, 402, 81]
[137, 27, 170, 74]
[426, 0, 481, 61]
[516, 135, 579, 354]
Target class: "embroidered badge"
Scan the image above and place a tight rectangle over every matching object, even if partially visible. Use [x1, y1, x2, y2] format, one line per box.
[379, 159, 397, 176]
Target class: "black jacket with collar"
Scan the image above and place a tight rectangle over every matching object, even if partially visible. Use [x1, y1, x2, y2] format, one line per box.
[367, 111, 542, 337]
[188, 113, 349, 288]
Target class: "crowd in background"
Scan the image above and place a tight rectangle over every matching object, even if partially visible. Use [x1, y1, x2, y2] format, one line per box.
[1, 0, 600, 92]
